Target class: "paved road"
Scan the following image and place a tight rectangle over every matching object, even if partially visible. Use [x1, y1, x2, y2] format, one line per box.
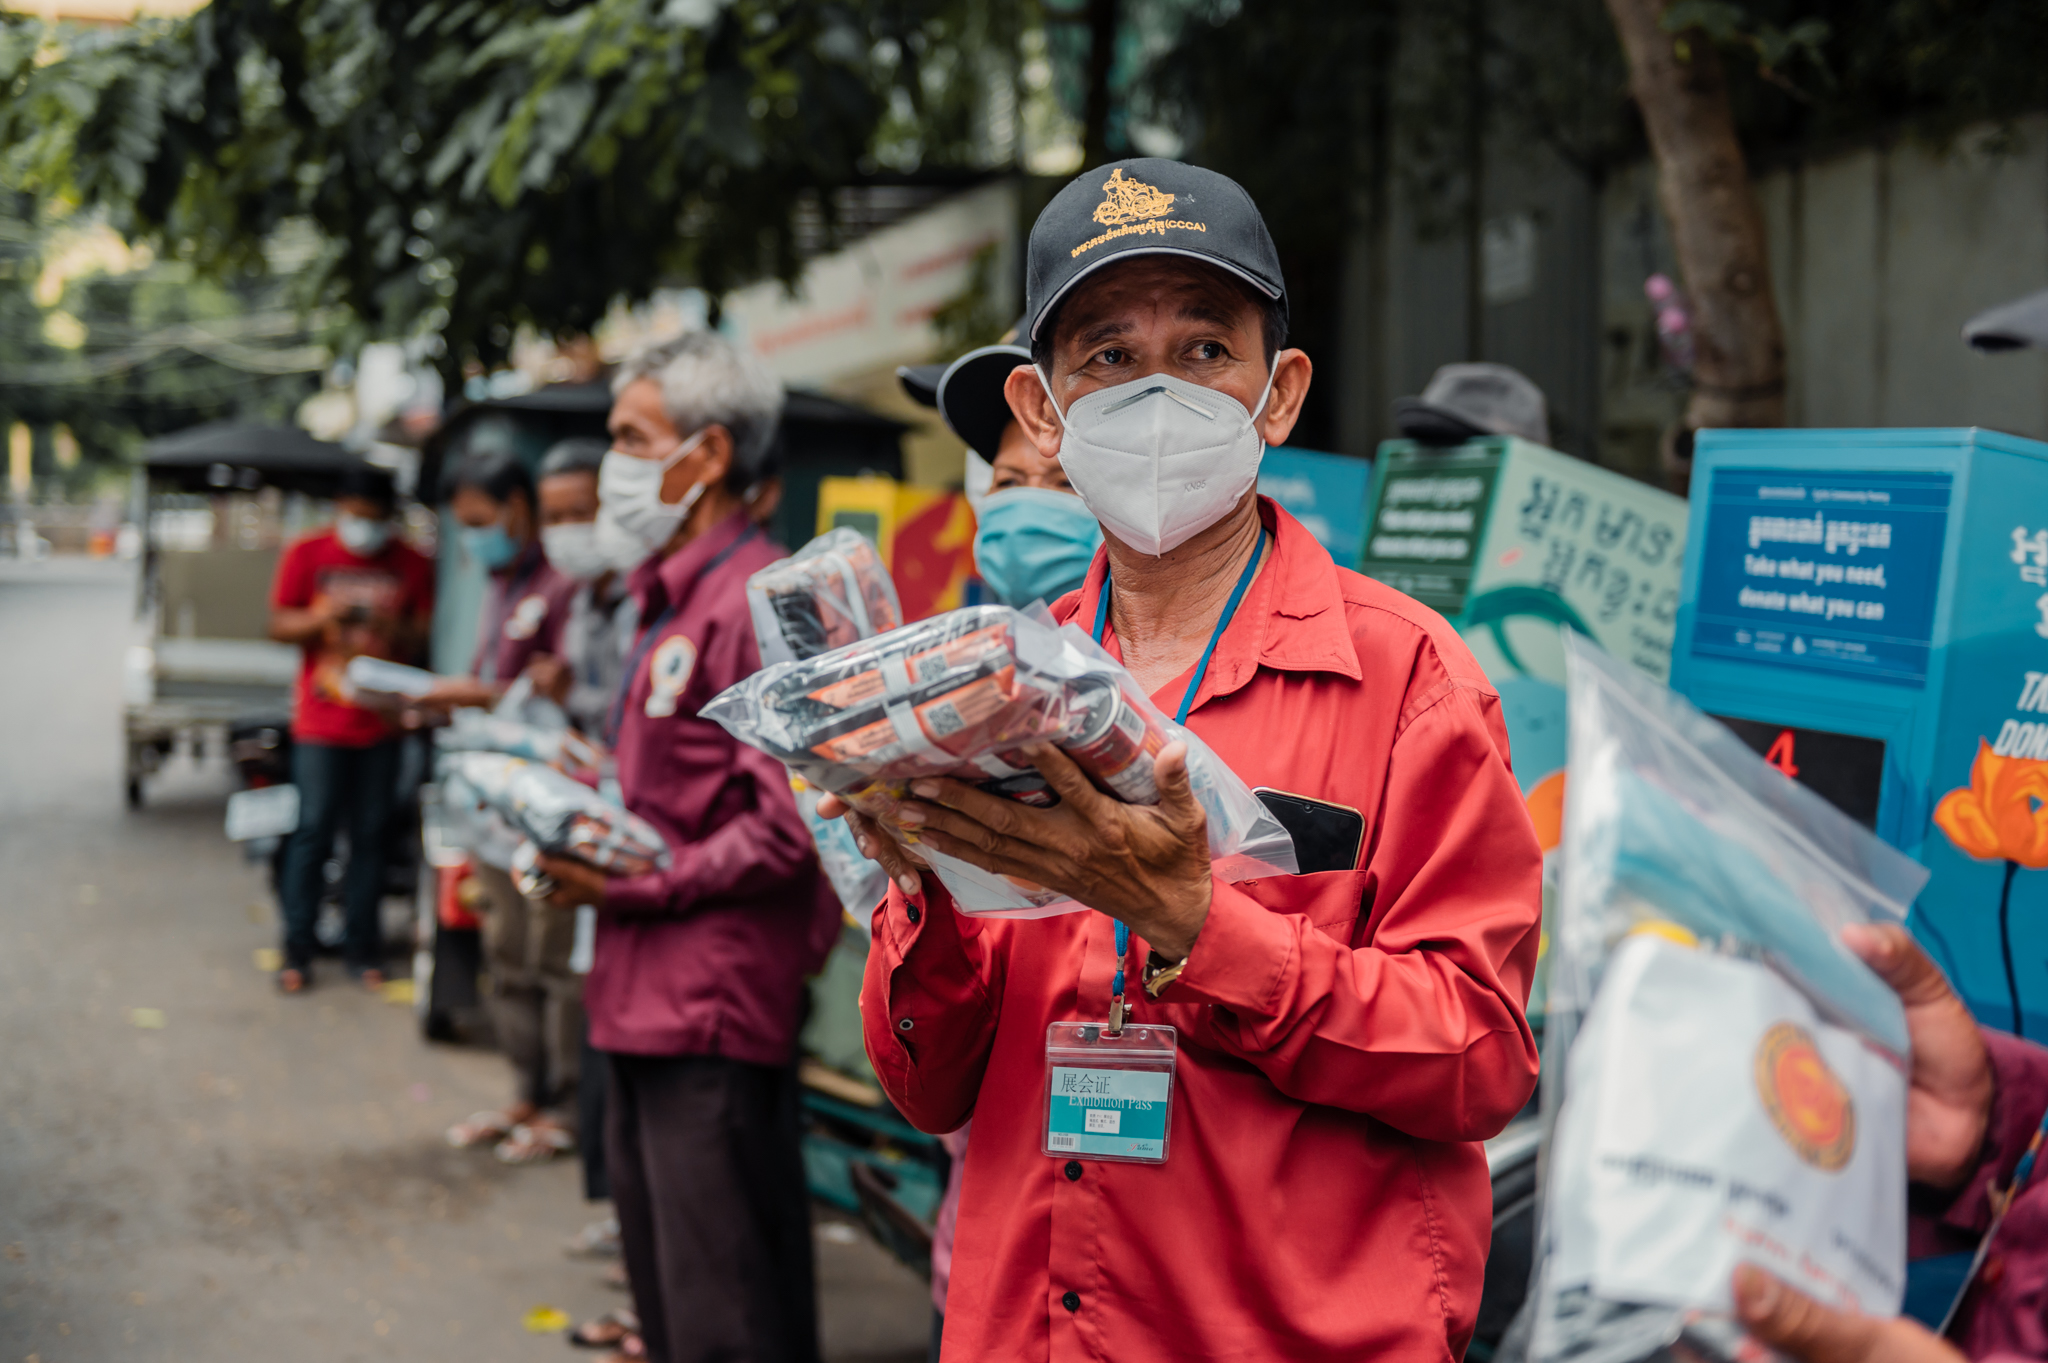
[0, 558, 930, 1363]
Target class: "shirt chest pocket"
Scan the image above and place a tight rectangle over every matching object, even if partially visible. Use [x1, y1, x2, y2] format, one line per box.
[1232, 869, 1374, 944]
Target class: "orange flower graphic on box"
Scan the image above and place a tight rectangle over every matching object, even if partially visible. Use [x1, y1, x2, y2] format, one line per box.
[1934, 740, 2048, 1035]
[1936, 741, 2048, 866]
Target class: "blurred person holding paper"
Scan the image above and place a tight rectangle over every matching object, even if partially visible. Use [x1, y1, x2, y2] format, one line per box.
[267, 464, 433, 993]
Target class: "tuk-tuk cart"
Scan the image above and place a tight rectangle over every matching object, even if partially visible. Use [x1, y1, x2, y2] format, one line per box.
[126, 421, 371, 808]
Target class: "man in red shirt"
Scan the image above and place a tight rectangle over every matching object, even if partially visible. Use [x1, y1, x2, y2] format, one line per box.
[268, 465, 434, 992]
[830, 160, 1544, 1360]
[537, 331, 840, 1363]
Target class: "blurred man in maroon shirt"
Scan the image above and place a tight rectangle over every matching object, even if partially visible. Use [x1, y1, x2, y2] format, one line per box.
[538, 332, 838, 1363]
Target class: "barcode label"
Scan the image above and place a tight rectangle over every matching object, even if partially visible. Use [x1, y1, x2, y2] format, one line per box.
[1048, 1132, 1079, 1151]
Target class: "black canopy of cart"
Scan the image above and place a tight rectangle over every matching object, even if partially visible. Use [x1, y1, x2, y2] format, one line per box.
[141, 421, 368, 497]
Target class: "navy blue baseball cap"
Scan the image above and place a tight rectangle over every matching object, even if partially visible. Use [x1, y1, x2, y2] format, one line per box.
[1023, 158, 1287, 345]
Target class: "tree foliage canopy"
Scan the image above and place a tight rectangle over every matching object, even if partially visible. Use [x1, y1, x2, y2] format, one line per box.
[0, 0, 1005, 381]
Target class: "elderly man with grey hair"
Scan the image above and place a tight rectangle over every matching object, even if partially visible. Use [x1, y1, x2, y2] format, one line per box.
[537, 330, 839, 1363]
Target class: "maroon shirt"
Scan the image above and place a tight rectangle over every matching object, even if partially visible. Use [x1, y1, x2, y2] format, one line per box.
[1919, 1029, 2048, 1363]
[587, 509, 838, 1063]
[470, 541, 578, 683]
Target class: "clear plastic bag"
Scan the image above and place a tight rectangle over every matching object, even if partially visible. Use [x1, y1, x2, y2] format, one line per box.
[746, 527, 904, 668]
[1527, 633, 1927, 1363]
[702, 603, 1295, 917]
[344, 655, 437, 701]
[438, 751, 671, 877]
[436, 709, 602, 770]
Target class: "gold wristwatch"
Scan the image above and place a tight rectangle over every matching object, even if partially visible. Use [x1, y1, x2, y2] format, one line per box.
[1142, 952, 1189, 998]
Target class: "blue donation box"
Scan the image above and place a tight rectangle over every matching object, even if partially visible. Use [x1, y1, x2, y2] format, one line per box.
[1672, 427, 2048, 1034]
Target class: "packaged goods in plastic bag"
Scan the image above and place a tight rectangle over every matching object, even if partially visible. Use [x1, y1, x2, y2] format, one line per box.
[439, 752, 671, 878]
[437, 708, 603, 771]
[743, 529, 900, 914]
[702, 604, 1296, 917]
[747, 527, 903, 667]
[1528, 633, 1927, 1363]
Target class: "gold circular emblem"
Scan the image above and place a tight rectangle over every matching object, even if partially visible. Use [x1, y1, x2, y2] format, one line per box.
[1754, 1021, 1856, 1171]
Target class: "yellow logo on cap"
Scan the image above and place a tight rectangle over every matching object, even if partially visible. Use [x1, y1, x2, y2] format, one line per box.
[1754, 1021, 1856, 1172]
[1073, 168, 1208, 259]
[1093, 169, 1176, 226]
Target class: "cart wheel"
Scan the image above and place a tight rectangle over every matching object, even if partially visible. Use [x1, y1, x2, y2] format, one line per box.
[126, 775, 143, 809]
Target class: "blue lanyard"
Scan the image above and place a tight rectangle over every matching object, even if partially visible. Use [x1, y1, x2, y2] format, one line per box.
[1091, 530, 1267, 1005]
[606, 525, 760, 743]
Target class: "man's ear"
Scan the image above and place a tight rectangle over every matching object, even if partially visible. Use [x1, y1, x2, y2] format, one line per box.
[1004, 366, 1064, 460]
[662, 425, 733, 504]
[1256, 349, 1314, 448]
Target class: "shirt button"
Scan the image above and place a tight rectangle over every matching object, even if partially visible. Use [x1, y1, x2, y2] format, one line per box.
[906, 903, 921, 925]
[1063, 1161, 1082, 1182]
[1062, 1290, 1080, 1312]
[897, 1018, 914, 1032]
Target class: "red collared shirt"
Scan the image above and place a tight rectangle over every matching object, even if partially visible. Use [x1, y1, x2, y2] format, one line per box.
[590, 510, 840, 1062]
[862, 499, 1542, 1362]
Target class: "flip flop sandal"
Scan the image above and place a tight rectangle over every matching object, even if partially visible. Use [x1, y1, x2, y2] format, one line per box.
[445, 1110, 518, 1148]
[594, 1335, 646, 1362]
[275, 967, 308, 994]
[494, 1122, 575, 1164]
[568, 1309, 639, 1349]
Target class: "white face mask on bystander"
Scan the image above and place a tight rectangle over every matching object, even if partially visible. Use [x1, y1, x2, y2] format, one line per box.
[1037, 364, 1276, 556]
[593, 428, 710, 571]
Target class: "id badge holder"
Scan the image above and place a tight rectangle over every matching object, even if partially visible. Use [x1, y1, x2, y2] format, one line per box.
[1042, 1021, 1177, 1165]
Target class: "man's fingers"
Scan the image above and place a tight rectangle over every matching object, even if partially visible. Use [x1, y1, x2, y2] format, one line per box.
[815, 792, 850, 820]
[1020, 744, 1112, 816]
[907, 775, 1038, 840]
[1842, 922, 1957, 1008]
[846, 810, 923, 896]
[1732, 1266, 1882, 1363]
[1152, 741, 1204, 829]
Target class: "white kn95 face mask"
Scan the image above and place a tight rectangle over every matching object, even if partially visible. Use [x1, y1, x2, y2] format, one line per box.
[1037, 364, 1276, 556]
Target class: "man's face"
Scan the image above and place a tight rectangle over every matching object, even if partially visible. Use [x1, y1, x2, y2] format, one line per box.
[606, 378, 680, 459]
[988, 421, 1071, 493]
[450, 485, 533, 543]
[1004, 255, 1311, 469]
[1045, 257, 1271, 411]
[538, 471, 599, 528]
[606, 376, 731, 507]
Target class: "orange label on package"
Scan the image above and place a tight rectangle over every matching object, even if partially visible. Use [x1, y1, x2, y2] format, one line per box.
[915, 671, 1012, 743]
[811, 717, 901, 763]
[806, 625, 1015, 710]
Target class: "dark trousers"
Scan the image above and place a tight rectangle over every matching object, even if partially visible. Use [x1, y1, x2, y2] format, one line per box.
[279, 738, 400, 973]
[606, 1053, 820, 1363]
[580, 1027, 609, 1202]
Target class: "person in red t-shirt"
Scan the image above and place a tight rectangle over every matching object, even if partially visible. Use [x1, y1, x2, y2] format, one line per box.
[268, 466, 434, 993]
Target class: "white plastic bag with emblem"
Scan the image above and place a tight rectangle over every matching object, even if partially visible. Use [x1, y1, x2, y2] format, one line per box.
[1526, 633, 1927, 1363]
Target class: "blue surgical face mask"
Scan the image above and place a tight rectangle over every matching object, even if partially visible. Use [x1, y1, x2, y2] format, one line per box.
[460, 522, 521, 571]
[973, 486, 1103, 608]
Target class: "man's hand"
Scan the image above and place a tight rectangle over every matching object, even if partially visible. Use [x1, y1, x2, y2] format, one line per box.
[1733, 1265, 1965, 1363]
[419, 676, 500, 711]
[814, 793, 931, 899]
[1842, 921, 1993, 1188]
[536, 853, 609, 910]
[826, 742, 1215, 958]
[524, 654, 572, 705]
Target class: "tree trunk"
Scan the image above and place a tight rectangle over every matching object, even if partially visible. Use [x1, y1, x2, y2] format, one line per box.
[1081, 0, 1121, 168]
[1603, 0, 1785, 441]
